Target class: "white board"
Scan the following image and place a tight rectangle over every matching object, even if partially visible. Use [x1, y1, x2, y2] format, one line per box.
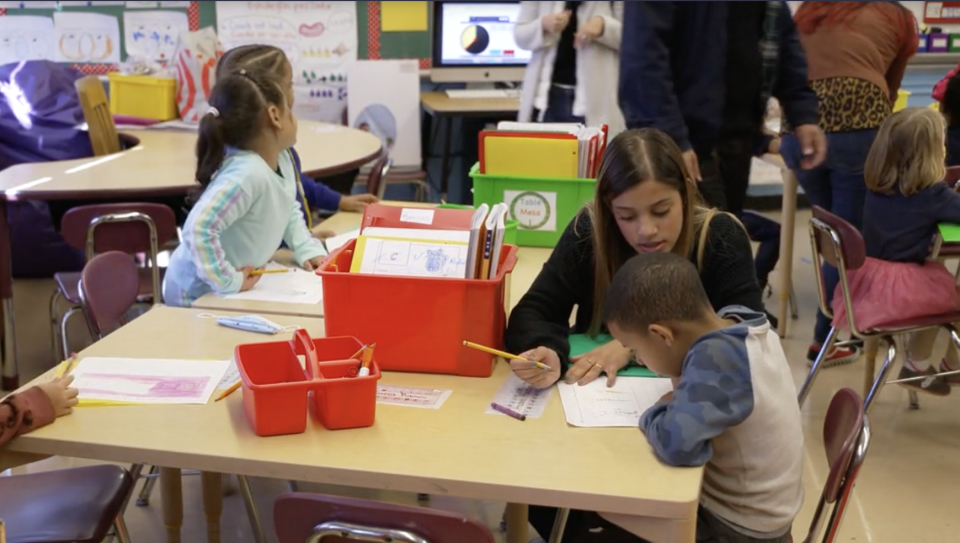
[347, 59, 421, 168]
[215, 1, 358, 124]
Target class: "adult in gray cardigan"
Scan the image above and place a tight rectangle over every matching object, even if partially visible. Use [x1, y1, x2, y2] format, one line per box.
[514, 1, 625, 135]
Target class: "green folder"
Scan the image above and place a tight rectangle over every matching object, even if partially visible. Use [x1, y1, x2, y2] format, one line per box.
[568, 334, 658, 378]
[939, 223, 960, 243]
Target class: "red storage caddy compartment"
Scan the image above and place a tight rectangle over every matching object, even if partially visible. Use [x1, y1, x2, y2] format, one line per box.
[235, 330, 380, 436]
[316, 205, 518, 378]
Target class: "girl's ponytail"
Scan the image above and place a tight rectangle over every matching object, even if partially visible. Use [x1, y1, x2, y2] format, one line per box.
[195, 109, 225, 187]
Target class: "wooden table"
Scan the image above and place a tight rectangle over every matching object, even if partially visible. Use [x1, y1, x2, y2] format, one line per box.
[1, 306, 702, 543]
[0, 122, 381, 390]
[420, 91, 520, 197]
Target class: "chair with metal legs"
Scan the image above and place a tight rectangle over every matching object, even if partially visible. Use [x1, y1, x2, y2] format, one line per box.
[798, 206, 960, 411]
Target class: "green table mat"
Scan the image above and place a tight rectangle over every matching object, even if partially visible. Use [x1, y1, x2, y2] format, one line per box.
[569, 334, 658, 378]
[939, 223, 960, 243]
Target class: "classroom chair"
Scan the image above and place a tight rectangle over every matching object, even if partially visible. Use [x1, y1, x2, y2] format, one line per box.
[930, 165, 960, 279]
[798, 206, 960, 412]
[51, 203, 176, 362]
[361, 154, 393, 199]
[793, 388, 871, 543]
[80, 251, 267, 540]
[75, 75, 122, 156]
[0, 464, 134, 543]
[273, 492, 495, 543]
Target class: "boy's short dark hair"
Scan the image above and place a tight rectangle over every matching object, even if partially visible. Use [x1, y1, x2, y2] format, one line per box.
[603, 252, 711, 331]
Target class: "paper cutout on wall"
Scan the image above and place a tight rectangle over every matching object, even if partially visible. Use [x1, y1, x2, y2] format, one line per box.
[123, 9, 188, 62]
[159, 1, 189, 6]
[125, 1, 159, 7]
[59, 1, 126, 6]
[380, 0, 428, 32]
[0, 15, 54, 66]
[215, 1, 358, 123]
[53, 11, 120, 64]
[0, 1, 57, 7]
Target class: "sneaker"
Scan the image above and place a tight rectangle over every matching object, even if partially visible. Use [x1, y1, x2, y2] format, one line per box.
[938, 360, 960, 387]
[806, 343, 860, 367]
[897, 365, 951, 396]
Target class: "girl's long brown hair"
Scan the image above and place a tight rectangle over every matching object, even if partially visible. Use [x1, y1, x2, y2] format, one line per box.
[585, 128, 716, 335]
[795, 1, 918, 66]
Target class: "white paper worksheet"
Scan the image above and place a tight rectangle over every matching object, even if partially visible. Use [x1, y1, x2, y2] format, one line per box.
[222, 262, 324, 305]
[485, 372, 551, 419]
[70, 357, 230, 405]
[558, 378, 674, 428]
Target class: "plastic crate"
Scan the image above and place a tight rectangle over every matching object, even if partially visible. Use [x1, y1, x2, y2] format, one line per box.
[437, 203, 519, 246]
[235, 331, 379, 436]
[317, 240, 518, 378]
[469, 162, 595, 247]
[107, 73, 178, 121]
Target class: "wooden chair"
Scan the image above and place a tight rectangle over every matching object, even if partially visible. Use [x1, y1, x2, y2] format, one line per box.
[274, 492, 495, 543]
[75, 76, 121, 156]
[794, 388, 871, 543]
[0, 464, 134, 543]
[51, 203, 177, 362]
[798, 206, 960, 411]
[79, 251, 267, 542]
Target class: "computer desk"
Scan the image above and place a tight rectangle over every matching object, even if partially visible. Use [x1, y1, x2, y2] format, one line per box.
[420, 91, 520, 198]
[0, 122, 381, 390]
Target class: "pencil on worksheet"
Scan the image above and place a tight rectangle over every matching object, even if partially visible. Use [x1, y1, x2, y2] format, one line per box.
[462, 341, 550, 370]
[249, 268, 289, 276]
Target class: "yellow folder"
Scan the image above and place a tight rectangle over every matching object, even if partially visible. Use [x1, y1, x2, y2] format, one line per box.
[481, 133, 579, 178]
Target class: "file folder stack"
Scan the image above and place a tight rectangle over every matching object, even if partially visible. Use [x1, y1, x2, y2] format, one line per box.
[478, 122, 608, 179]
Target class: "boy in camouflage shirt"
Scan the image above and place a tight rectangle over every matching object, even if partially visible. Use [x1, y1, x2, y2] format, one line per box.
[604, 252, 803, 543]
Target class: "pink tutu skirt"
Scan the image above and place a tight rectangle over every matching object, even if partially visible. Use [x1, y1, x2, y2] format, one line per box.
[831, 258, 960, 331]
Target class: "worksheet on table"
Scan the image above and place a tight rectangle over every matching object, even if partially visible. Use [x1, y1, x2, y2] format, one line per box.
[558, 378, 673, 427]
[222, 262, 324, 305]
[486, 372, 551, 419]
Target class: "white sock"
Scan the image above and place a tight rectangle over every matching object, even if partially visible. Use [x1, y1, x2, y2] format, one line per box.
[907, 357, 933, 372]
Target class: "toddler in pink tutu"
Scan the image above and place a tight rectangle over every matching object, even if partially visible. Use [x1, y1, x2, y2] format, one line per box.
[831, 107, 960, 396]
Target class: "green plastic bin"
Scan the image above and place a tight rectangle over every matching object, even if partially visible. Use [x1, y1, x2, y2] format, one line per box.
[437, 203, 519, 246]
[469, 162, 596, 247]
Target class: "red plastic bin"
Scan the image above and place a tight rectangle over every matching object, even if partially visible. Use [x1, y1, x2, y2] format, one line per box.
[316, 239, 518, 378]
[235, 330, 380, 436]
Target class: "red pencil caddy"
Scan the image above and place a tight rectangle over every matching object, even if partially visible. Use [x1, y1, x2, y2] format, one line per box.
[316, 204, 518, 378]
[235, 330, 380, 437]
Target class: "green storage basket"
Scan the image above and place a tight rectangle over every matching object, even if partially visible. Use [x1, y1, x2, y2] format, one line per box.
[437, 203, 518, 246]
[469, 162, 596, 247]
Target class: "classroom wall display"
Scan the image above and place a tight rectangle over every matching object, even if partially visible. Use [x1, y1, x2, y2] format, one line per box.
[215, 1, 358, 124]
[0, 2, 56, 7]
[0, 15, 54, 66]
[347, 59, 420, 168]
[53, 11, 121, 63]
[123, 9, 188, 62]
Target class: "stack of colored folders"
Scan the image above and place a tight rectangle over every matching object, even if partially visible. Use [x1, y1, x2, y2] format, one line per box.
[478, 121, 609, 179]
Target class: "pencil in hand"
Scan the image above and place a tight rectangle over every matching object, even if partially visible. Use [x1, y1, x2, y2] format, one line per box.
[462, 341, 550, 370]
[249, 268, 289, 276]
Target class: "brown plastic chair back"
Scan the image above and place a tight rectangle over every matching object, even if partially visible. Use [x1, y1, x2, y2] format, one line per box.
[946, 166, 960, 188]
[365, 154, 393, 199]
[80, 251, 141, 337]
[75, 76, 121, 156]
[61, 203, 177, 300]
[274, 493, 495, 543]
[801, 388, 871, 543]
[810, 206, 866, 270]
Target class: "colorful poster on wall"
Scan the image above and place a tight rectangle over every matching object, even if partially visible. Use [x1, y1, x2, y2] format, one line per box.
[52, 11, 120, 64]
[123, 9, 188, 62]
[215, 1, 358, 124]
[0, 15, 54, 65]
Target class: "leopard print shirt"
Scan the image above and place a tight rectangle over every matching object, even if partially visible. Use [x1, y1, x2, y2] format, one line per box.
[811, 77, 892, 133]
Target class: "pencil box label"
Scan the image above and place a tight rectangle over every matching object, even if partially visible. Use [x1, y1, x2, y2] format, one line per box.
[505, 190, 557, 232]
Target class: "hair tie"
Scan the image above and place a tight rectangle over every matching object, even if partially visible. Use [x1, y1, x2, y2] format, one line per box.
[206, 106, 219, 118]
[238, 68, 248, 77]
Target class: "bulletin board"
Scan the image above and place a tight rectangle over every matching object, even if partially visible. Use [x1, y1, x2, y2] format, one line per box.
[0, 1, 432, 73]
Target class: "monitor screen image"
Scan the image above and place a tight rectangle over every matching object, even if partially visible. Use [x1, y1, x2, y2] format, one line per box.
[436, 2, 531, 67]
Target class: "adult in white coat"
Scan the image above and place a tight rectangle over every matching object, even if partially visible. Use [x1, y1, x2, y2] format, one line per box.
[514, 1, 625, 135]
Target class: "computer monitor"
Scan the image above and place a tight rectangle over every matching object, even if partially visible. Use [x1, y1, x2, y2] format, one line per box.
[430, 1, 531, 85]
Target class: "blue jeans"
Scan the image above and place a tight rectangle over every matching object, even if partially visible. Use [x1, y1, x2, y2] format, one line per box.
[781, 129, 876, 344]
[534, 85, 585, 124]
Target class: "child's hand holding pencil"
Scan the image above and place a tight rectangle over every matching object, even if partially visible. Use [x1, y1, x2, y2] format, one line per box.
[508, 346, 561, 389]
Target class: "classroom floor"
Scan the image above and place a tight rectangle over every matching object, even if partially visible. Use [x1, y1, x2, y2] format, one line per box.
[4, 208, 956, 543]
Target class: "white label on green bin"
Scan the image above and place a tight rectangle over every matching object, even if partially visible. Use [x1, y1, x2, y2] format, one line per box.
[505, 190, 557, 232]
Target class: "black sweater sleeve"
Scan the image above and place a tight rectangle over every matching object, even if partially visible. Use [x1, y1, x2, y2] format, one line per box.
[505, 213, 593, 369]
[697, 213, 765, 313]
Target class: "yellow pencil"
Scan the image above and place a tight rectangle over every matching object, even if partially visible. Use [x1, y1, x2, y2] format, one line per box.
[54, 354, 78, 379]
[249, 268, 289, 276]
[215, 380, 242, 402]
[462, 341, 550, 370]
[348, 343, 377, 360]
